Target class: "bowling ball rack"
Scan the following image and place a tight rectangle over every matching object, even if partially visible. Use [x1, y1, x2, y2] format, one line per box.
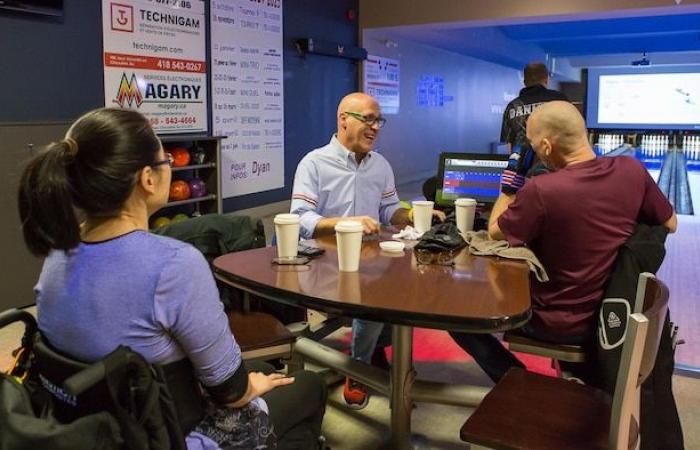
[149, 135, 222, 230]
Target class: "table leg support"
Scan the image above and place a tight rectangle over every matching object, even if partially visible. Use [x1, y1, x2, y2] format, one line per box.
[390, 324, 415, 450]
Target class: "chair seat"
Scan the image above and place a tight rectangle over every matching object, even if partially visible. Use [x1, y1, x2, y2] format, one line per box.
[461, 368, 611, 450]
[504, 329, 588, 363]
[227, 311, 296, 352]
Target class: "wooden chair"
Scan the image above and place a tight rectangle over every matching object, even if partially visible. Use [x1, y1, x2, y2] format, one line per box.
[226, 310, 298, 362]
[460, 273, 669, 450]
[503, 243, 659, 371]
[503, 328, 588, 363]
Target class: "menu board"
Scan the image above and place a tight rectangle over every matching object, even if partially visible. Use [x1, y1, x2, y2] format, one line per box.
[211, 0, 284, 198]
[102, 0, 208, 134]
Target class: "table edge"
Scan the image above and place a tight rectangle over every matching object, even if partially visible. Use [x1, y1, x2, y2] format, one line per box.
[214, 268, 531, 333]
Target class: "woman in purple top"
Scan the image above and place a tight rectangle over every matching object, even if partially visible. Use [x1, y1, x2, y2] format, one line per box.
[18, 108, 326, 449]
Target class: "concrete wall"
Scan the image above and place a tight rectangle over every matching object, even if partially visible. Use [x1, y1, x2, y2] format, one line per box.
[363, 31, 522, 186]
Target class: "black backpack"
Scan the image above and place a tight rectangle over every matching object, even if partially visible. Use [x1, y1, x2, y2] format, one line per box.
[0, 372, 123, 449]
[0, 309, 192, 450]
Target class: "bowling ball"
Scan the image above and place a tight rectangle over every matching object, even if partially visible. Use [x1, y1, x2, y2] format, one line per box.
[152, 216, 171, 229]
[169, 180, 191, 201]
[169, 147, 191, 167]
[188, 178, 207, 198]
[191, 147, 207, 164]
[171, 213, 189, 224]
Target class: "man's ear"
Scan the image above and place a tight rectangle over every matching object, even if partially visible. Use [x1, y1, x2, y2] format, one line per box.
[542, 138, 553, 156]
[138, 166, 157, 195]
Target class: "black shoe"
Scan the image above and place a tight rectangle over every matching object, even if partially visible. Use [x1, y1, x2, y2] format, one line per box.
[371, 347, 390, 370]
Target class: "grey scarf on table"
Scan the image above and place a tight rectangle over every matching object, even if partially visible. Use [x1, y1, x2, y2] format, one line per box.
[464, 230, 549, 282]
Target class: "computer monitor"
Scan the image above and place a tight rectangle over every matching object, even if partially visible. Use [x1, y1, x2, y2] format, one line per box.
[435, 152, 509, 207]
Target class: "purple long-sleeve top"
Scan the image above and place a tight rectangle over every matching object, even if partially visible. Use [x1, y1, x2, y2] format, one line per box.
[36, 230, 241, 386]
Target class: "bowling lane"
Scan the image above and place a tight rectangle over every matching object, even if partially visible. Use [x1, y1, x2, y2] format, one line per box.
[595, 140, 700, 215]
[682, 145, 700, 215]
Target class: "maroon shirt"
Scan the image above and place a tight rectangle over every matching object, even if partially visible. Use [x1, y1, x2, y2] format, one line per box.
[498, 156, 673, 338]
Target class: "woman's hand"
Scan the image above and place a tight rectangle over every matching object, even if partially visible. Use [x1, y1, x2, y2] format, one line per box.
[226, 372, 295, 408]
[248, 372, 295, 397]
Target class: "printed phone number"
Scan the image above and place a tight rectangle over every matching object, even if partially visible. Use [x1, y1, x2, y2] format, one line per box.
[149, 116, 198, 126]
[157, 60, 203, 72]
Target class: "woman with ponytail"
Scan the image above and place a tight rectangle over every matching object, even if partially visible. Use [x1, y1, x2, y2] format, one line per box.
[18, 108, 326, 449]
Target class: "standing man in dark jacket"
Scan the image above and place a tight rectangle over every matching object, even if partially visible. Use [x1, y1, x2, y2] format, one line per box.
[500, 62, 568, 153]
[499, 62, 569, 195]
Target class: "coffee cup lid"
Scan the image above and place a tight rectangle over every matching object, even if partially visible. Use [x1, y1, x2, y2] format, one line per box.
[412, 200, 434, 207]
[455, 198, 477, 206]
[335, 220, 364, 233]
[274, 213, 300, 225]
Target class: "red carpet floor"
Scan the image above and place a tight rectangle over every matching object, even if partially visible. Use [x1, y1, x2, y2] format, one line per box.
[339, 328, 557, 377]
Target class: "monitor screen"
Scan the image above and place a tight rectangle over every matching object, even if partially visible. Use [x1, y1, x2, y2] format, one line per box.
[435, 152, 508, 207]
[586, 66, 700, 131]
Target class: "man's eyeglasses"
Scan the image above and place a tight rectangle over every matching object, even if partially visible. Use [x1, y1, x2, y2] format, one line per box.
[414, 248, 459, 266]
[152, 153, 174, 168]
[344, 111, 387, 129]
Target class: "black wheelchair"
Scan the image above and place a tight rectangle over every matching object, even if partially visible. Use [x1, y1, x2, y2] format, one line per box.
[1, 308, 197, 450]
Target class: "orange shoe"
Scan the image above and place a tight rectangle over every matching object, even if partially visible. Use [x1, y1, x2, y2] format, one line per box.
[343, 377, 369, 410]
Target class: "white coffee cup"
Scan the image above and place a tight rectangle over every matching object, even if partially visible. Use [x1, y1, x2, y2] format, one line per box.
[412, 200, 434, 233]
[455, 198, 477, 236]
[335, 220, 364, 272]
[274, 213, 300, 259]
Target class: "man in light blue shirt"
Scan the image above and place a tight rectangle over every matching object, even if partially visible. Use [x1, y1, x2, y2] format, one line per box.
[291, 92, 443, 409]
[291, 93, 407, 239]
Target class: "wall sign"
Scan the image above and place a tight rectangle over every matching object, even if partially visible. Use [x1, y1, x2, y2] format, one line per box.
[211, 0, 284, 199]
[102, 0, 208, 134]
[416, 75, 453, 108]
[364, 55, 400, 114]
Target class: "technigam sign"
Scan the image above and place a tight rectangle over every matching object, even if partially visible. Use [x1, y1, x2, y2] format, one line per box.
[102, 0, 208, 134]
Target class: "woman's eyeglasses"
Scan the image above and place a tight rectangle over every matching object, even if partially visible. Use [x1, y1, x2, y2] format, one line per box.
[414, 248, 459, 266]
[152, 153, 174, 168]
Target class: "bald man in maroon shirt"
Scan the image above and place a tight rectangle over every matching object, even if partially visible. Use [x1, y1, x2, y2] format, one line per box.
[450, 101, 677, 383]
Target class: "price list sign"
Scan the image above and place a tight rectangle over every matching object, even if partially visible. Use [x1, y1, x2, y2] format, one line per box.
[364, 55, 400, 115]
[211, 0, 284, 198]
[102, 0, 208, 134]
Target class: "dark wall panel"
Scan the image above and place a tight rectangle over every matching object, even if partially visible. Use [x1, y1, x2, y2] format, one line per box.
[0, 123, 71, 310]
[0, 2, 103, 123]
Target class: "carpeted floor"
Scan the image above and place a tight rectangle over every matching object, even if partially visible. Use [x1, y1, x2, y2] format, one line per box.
[1, 301, 698, 449]
[317, 326, 700, 449]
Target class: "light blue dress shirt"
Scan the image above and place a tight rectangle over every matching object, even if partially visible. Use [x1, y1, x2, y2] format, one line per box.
[291, 135, 402, 239]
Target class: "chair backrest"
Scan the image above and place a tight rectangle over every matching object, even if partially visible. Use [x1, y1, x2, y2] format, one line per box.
[152, 213, 266, 258]
[609, 273, 669, 450]
[31, 335, 188, 450]
[633, 272, 670, 384]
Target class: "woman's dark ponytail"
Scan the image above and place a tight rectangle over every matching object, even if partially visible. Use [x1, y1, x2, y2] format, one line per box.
[18, 140, 81, 256]
[17, 108, 160, 257]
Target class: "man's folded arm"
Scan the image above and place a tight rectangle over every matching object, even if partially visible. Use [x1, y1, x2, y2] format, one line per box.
[488, 192, 515, 240]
